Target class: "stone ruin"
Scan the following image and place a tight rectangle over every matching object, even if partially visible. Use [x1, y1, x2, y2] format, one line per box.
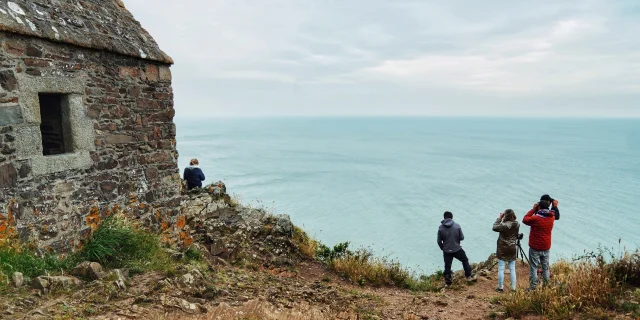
[0, 0, 184, 251]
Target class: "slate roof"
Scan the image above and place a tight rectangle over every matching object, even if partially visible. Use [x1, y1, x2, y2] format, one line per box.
[0, 0, 172, 64]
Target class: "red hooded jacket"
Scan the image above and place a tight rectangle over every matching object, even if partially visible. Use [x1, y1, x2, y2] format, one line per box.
[522, 208, 556, 251]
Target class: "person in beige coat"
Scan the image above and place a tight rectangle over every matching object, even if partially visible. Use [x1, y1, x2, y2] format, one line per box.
[492, 209, 520, 292]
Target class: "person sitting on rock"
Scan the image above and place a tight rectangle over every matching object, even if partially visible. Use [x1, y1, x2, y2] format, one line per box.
[183, 158, 205, 190]
[492, 209, 520, 292]
[437, 211, 474, 285]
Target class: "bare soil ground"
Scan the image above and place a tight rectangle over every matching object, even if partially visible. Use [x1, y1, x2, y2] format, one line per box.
[0, 257, 531, 320]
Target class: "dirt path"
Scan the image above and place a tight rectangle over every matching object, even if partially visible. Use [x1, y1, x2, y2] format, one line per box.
[177, 260, 534, 320]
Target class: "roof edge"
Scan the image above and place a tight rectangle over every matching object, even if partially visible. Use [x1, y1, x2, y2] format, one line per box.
[0, 0, 173, 65]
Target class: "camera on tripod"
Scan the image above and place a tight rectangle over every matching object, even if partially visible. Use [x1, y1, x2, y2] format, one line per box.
[516, 233, 529, 264]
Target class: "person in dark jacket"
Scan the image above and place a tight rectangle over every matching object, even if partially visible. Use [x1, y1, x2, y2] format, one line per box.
[492, 209, 520, 292]
[523, 200, 558, 290]
[540, 194, 560, 220]
[183, 158, 205, 190]
[437, 211, 474, 285]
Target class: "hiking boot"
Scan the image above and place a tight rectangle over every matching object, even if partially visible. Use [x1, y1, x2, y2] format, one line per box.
[466, 275, 477, 283]
[496, 288, 504, 292]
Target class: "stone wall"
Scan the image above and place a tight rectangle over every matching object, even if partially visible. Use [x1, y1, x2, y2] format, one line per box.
[0, 31, 183, 251]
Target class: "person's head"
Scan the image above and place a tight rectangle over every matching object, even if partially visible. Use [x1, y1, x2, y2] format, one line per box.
[443, 211, 453, 219]
[189, 158, 199, 166]
[540, 194, 553, 207]
[503, 209, 516, 221]
[538, 200, 550, 210]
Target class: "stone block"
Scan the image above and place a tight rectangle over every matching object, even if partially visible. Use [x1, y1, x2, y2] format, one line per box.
[0, 105, 23, 126]
[4, 39, 26, 56]
[143, 64, 159, 82]
[105, 134, 133, 145]
[159, 66, 172, 81]
[0, 70, 18, 91]
[0, 162, 18, 189]
[26, 44, 44, 58]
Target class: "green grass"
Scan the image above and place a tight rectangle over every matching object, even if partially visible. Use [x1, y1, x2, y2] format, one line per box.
[0, 244, 75, 280]
[73, 214, 173, 273]
[0, 213, 194, 286]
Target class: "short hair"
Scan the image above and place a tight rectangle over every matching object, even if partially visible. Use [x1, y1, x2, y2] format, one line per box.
[443, 211, 453, 219]
[189, 158, 199, 166]
[503, 209, 517, 221]
[538, 200, 549, 210]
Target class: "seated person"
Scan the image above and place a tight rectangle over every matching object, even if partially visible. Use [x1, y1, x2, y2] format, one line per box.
[183, 158, 205, 190]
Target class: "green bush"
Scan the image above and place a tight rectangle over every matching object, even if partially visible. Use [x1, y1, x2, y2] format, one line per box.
[0, 213, 178, 285]
[0, 244, 74, 280]
[75, 214, 172, 272]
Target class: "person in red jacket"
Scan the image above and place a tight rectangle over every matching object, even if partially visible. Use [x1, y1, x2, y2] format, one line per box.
[522, 199, 558, 290]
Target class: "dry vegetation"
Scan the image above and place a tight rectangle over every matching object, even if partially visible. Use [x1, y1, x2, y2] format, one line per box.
[292, 226, 442, 292]
[499, 249, 640, 319]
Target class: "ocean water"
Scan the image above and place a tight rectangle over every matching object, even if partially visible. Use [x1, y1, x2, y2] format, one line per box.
[175, 117, 640, 272]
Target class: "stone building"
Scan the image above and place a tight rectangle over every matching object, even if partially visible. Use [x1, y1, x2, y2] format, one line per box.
[0, 0, 184, 251]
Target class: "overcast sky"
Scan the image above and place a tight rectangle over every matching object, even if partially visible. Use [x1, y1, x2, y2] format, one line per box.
[125, 0, 640, 118]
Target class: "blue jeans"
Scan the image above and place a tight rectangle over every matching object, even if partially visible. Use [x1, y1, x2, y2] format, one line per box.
[498, 260, 516, 290]
[529, 248, 550, 289]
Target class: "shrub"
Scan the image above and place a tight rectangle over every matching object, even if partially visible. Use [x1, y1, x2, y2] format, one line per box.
[608, 250, 640, 286]
[0, 241, 74, 281]
[76, 213, 172, 272]
[316, 242, 440, 291]
[502, 249, 640, 319]
[291, 226, 319, 260]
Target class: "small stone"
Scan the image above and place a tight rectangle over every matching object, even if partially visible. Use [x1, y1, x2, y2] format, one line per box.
[30, 277, 50, 290]
[110, 269, 129, 290]
[41, 276, 83, 289]
[12, 272, 23, 288]
[180, 273, 195, 286]
[71, 261, 105, 280]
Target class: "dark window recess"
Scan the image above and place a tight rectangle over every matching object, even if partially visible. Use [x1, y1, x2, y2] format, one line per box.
[39, 93, 71, 156]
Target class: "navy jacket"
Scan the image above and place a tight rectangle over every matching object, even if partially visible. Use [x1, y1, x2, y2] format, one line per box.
[183, 166, 205, 189]
[438, 218, 465, 253]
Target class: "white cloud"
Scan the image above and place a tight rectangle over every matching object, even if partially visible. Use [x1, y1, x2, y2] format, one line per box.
[361, 18, 640, 95]
[124, 0, 640, 117]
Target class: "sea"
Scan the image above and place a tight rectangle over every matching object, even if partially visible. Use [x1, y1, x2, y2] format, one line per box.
[175, 117, 640, 273]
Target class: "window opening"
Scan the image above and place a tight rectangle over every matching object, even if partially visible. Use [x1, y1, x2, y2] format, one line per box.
[39, 93, 70, 156]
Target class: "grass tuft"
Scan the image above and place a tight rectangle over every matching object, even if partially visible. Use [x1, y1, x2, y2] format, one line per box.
[316, 242, 441, 291]
[501, 249, 640, 319]
[0, 241, 74, 281]
[0, 212, 185, 286]
[75, 213, 173, 272]
[291, 225, 319, 260]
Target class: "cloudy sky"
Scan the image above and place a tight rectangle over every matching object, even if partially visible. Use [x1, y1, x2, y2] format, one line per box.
[125, 0, 640, 118]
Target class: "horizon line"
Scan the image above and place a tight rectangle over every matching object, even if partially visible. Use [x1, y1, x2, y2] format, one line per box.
[174, 114, 640, 120]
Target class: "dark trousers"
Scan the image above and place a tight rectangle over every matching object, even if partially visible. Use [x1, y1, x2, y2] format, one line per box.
[443, 249, 472, 284]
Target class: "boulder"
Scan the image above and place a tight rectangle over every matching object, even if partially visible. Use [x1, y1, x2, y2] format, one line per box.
[206, 181, 226, 197]
[43, 276, 83, 289]
[32, 276, 82, 291]
[71, 261, 105, 280]
[109, 269, 129, 291]
[11, 272, 23, 288]
[273, 214, 293, 235]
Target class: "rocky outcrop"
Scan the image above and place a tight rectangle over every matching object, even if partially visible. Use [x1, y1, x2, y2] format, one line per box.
[181, 182, 296, 268]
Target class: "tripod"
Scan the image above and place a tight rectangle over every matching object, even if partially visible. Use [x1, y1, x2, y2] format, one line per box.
[517, 239, 530, 265]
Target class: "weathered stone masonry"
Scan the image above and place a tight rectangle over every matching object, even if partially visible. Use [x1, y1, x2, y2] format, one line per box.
[0, 0, 185, 251]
